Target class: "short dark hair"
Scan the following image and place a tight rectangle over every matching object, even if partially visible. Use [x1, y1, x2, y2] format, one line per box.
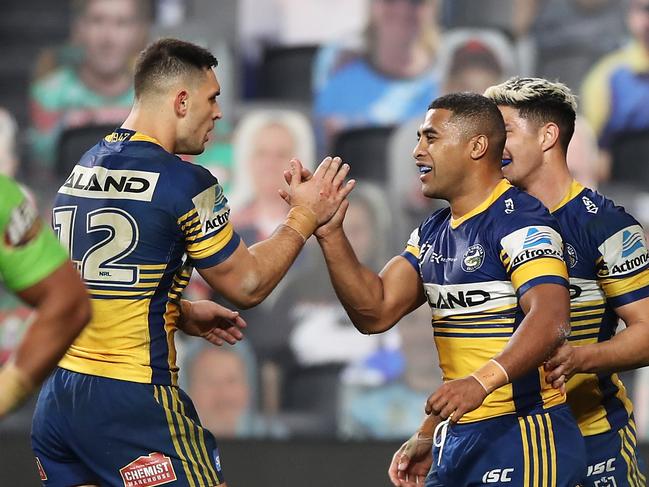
[484, 77, 577, 152]
[134, 38, 218, 98]
[428, 92, 506, 159]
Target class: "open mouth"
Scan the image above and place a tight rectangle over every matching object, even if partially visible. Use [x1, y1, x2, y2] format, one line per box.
[501, 158, 512, 167]
[418, 165, 432, 174]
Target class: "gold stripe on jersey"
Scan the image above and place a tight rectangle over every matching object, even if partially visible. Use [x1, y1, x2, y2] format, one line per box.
[140, 263, 168, 271]
[538, 415, 549, 487]
[519, 418, 531, 487]
[163, 301, 180, 386]
[544, 414, 557, 487]
[450, 179, 512, 229]
[59, 298, 153, 382]
[527, 416, 539, 487]
[171, 388, 220, 485]
[551, 180, 584, 212]
[510, 257, 568, 292]
[186, 223, 235, 260]
[599, 267, 649, 298]
[129, 133, 163, 146]
[405, 244, 420, 258]
[620, 427, 639, 487]
[157, 386, 199, 487]
[178, 208, 198, 226]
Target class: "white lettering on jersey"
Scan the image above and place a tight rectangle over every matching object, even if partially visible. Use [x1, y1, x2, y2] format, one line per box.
[598, 224, 649, 277]
[500, 226, 563, 269]
[482, 468, 514, 483]
[58, 165, 159, 202]
[504, 198, 515, 214]
[424, 281, 517, 319]
[191, 184, 231, 237]
[582, 196, 599, 214]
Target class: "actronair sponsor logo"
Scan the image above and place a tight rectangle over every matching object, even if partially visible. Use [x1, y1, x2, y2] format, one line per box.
[598, 225, 649, 277]
[500, 226, 563, 269]
[119, 452, 177, 487]
[192, 184, 231, 236]
[58, 165, 159, 202]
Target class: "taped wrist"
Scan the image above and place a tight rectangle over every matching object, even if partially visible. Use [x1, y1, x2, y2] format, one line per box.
[0, 362, 33, 417]
[283, 206, 318, 241]
[471, 359, 509, 394]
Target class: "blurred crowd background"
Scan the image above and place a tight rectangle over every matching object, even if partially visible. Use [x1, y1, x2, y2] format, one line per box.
[3, 0, 649, 445]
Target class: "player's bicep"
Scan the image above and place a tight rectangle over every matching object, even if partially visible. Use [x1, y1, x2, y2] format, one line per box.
[377, 255, 426, 328]
[614, 295, 649, 329]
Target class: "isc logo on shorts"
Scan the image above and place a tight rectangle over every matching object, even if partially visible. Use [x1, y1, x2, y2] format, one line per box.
[119, 452, 177, 487]
[482, 468, 514, 483]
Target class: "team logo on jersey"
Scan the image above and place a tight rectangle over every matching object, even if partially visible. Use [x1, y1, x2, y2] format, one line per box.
[461, 244, 485, 272]
[35, 457, 47, 481]
[582, 196, 599, 214]
[119, 452, 177, 487]
[504, 198, 515, 214]
[522, 227, 553, 249]
[565, 243, 578, 268]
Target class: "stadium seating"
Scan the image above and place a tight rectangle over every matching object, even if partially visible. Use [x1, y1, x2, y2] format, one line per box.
[331, 125, 396, 184]
[610, 129, 649, 185]
[258, 45, 319, 103]
[55, 124, 116, 178]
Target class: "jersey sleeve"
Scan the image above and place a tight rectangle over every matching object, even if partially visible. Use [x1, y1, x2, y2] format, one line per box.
[173, 168, 240, 269]
[593, 209, 649, 308]
[498, 205, 568, 297]
[0, 177, 68, 291]
[400, 226, 422, 271]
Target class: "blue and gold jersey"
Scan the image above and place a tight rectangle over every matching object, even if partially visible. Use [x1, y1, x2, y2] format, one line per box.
[553, 181, 649, 437]
[52, 128, 240, 386]
[402, 180, 569, 424]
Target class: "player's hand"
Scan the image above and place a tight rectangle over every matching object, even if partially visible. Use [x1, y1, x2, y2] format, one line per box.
[544, 342, 580, 390]
[425, 376, 488, 423]
[388, 431, 434, 486]
[278, 157, 355, 226]
[178, 300, 247, 346]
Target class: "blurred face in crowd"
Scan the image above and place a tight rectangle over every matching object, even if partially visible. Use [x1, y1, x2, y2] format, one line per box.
[76, 0, 149, 78]
[413, 108, 471, 200]
[188, 348, 250, 437]
[498, 106, 545, 189]
[629, 0, 649, 49]
[249, 122, 297, 201]
[371, 0, 437, 46]
[445, 66, 503, 96]
[174, 68, 222, 155]
[343, 200, 375, 264]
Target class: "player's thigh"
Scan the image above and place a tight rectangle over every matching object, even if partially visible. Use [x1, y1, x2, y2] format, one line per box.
[31, 369, 100, 486]
[75, 382, 226, 486]
[582, 420, 646, 487]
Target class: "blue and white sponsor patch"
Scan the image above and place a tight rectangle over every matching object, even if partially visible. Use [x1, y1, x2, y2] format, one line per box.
[191, 184, 231, 237]
[598, 224, 649, 277]
[500, 226, 564, 269]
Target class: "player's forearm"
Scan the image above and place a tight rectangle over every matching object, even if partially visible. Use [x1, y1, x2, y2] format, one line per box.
[241, 224, 307, 307]
[495, 292, 570, 382]
[575, 322, 649, 374]
[418, 414, 441, 436]
[318, 229, 390, 333]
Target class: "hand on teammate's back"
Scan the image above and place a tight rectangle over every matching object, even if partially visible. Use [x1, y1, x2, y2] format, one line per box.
[279, 156, 355, 227]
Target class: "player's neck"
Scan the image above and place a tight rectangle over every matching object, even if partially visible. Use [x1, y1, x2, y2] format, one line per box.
[523, 158, 573, 212]
[122, 106, 176, 154]
[448, 173, 503, 220]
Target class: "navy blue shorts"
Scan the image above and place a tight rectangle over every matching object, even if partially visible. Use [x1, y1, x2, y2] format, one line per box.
[425, 404, 586, 487]
[31, 367, 225, 487]
[581, 418, 647, 487]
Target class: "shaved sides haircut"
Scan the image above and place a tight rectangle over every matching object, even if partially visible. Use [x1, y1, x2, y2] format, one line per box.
[484, 77, 577, 152]
[134, 38, 218, 98]
[428, 92, 506, 160]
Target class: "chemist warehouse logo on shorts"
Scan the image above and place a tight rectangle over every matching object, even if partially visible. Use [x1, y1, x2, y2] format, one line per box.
[509, 227, 562, 267]
[599, 225, 649, 277]
[119, 452, 177, 487]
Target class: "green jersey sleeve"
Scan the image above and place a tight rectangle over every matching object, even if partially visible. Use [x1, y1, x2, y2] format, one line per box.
[0, 175, 69, 292]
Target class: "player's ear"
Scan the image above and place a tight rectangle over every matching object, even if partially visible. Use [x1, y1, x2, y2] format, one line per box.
[470, 134, 489, 160]
[541, 122, 560, 152]
[174, 90, 189, 117]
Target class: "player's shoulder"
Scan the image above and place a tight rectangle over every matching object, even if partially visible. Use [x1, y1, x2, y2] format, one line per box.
[492, 185, 557, 232]
[419, 206, 451, 236]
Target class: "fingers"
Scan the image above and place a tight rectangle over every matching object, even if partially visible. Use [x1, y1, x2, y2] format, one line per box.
[289, 159, 303, 187]
[545, 363, 567, 384]
[388, 451, 403, 486]
[283, 170, 292, 186]
[338, 179, 356, 201]
[313, 156, 333, 178]
[323, 156, 342, 182]
[331, 162, 350, 190]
